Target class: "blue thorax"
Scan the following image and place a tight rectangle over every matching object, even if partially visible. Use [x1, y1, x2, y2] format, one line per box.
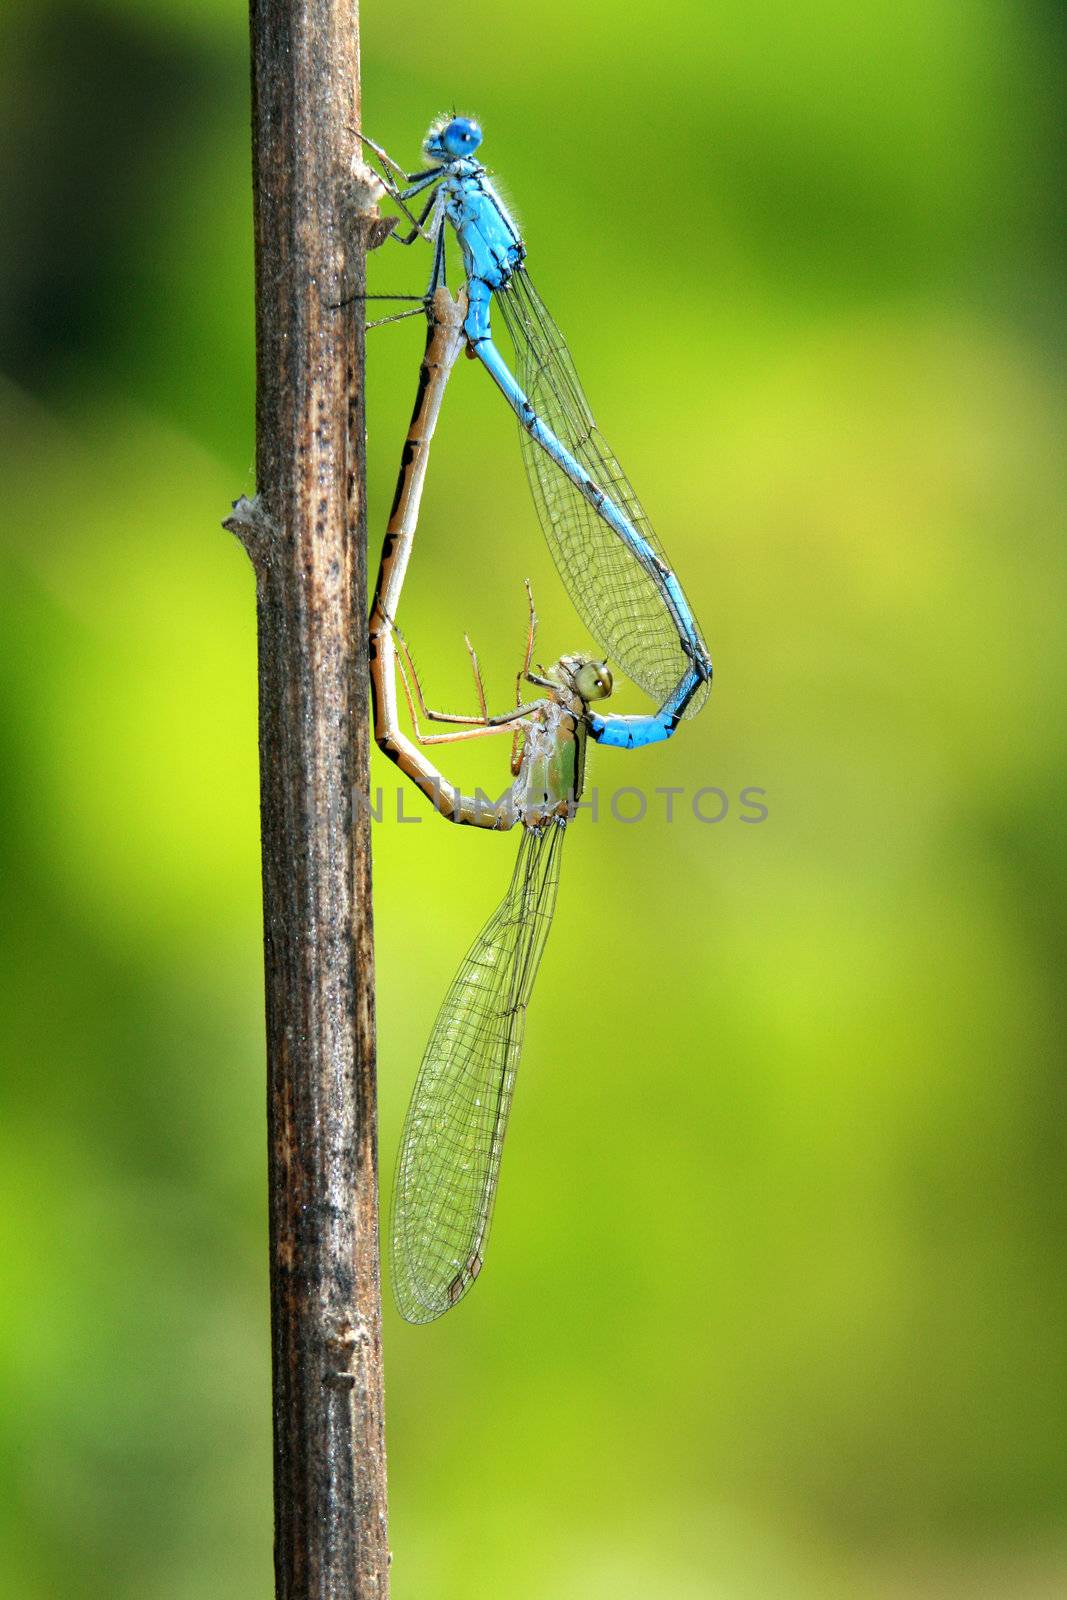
[436, 162, 524, 288]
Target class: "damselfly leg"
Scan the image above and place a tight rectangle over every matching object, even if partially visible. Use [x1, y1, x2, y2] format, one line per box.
[511, 579, 539, 774]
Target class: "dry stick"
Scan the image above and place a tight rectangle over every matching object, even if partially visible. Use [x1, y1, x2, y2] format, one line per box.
[223, 0, 389, 1593]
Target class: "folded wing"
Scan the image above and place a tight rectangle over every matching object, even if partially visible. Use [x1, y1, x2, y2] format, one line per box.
[496, 269, 710, 718]
[391, 821, 566, 1323]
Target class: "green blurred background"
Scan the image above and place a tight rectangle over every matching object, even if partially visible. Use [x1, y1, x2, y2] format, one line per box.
[2, 1, 1066, 1595]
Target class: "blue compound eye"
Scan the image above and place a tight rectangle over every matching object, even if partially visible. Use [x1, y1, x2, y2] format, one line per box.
[443, 118, 482, 157]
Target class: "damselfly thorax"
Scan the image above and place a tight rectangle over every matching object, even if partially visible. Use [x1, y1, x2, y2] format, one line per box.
[512, 655, 611, 829]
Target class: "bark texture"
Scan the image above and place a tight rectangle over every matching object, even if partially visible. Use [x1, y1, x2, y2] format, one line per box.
[225, 0, 388, 1592]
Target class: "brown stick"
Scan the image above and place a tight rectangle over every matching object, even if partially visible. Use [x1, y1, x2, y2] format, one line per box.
[224, 0, 388, 1592]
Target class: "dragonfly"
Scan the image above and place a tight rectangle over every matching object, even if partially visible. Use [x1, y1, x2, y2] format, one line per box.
[360, 114, 713, 751]
[370, 289, 619, 1321]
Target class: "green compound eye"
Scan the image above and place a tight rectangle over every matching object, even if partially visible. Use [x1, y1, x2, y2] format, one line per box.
[575, 661, 613, 702]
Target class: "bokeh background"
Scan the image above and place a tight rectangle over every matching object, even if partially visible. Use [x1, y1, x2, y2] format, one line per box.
[2, 1, 1066, 1595]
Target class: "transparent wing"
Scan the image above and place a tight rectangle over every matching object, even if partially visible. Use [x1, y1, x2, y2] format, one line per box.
[495, 269, 710, 718]
[391, 821, 566, 1323]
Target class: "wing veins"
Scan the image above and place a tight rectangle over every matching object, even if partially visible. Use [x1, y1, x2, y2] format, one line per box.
[391, 824, 565, 1322]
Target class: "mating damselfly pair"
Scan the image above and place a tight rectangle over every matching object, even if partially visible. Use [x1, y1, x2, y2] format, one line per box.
[361, 117, 712, 1322]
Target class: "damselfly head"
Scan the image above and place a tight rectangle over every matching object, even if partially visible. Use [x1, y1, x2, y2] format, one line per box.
[558, 655, 613, 705]
[424, 115, 483, 163]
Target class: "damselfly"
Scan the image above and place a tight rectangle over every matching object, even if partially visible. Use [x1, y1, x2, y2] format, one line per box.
[360, 116, 713, 751]
[371, 290, 619, 1321]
